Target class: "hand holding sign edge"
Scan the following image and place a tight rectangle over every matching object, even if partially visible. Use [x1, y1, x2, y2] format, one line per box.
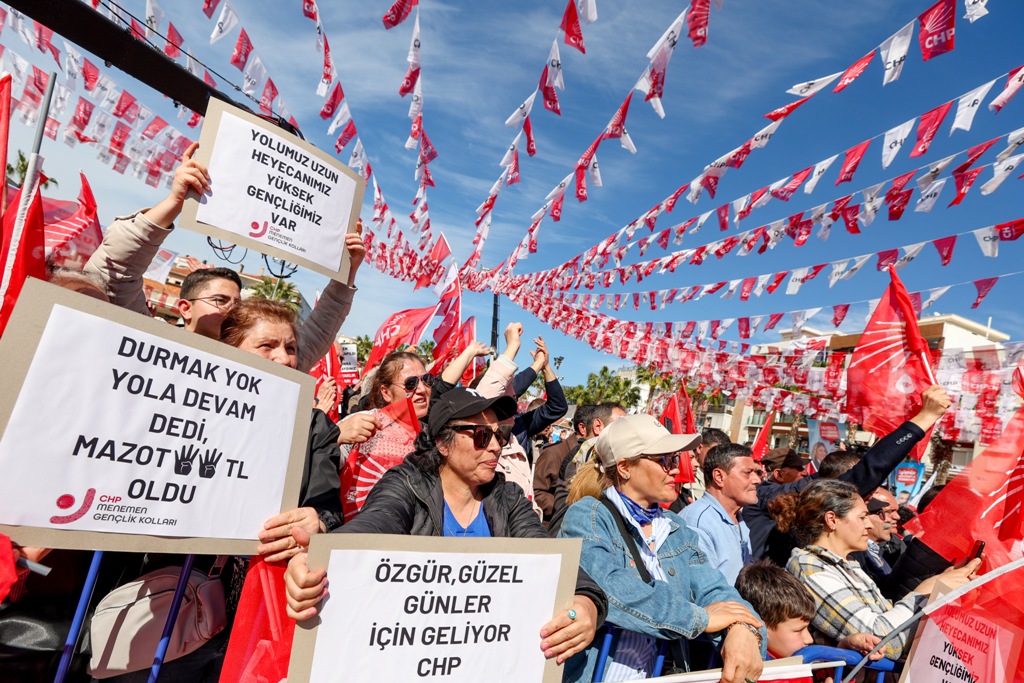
[285, 526, 328, 620]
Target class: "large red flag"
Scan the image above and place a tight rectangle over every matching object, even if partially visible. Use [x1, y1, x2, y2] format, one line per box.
[219, 557, 294, 683]
[0, 185, 46, 337]
[846, 268, 936, 459]
[750, 411, 775, 462]
[918, 0, 956, 61]
[309, 341, 345, 421]
[657, 391, 696, 483]
[362, 304, 439, 375]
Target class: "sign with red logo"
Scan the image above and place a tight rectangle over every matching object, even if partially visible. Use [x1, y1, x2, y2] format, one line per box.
[0, 281, 313, 554]
[181, 99, 366, 282]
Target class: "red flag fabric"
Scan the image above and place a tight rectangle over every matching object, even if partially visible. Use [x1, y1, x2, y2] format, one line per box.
[362, 304, 439, 375]
[334, 120, 357, 152]
[219, 557, 294, 683]
[876, 249, 899, 270]
[399, 65, 420, 97]
[524, 115, 537, 156]
[229, 28, 253, 70]
[382, 0, 418, 29]
[604, 93, 632, 139]
[932, 234, 957, 265]
[259, 78, 278, 116]
[846, 268, 935, 458]
[832, 304, 850, 327]
[764, 94, 812, 122]
[0, 74, 10, 187]
[202, 0, 221, 19]
[953, 137, 999, 175]
[888, 189, 914, 220]
[41, 171, 102, 265]
[750, 411, 775, 462]
[0, 533, 16, 603]
[971, 277, 998, 308]
[990, 65, 1024, 114]
[539, 66, 560, 115]
[309, 341, 344, 421]
[319, 82, 344, 120]
[833, 49, 876, 93]
[341, 398, 420, 520]
[164, 22, 183, 58]
[910, 100, 953, 158]
[687, 0, 711, 48]
[657, 392, 696, 484]
[0, 185, 46, 337]
[772, 167, 813, 201]
[836, 139, 872, 185]
[918, 0, 956, 61]
[560, 0, 586, 54]
[949, 167, 984, 206]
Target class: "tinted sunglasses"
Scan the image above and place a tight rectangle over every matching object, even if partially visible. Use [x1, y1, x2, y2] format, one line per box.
[400, 373, 436, 393]
[450, 424, 513, 449]
[638, 454, 681, 472]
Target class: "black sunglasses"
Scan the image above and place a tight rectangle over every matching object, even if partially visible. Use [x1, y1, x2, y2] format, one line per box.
[450, 424, 513, 449]
[400, 373, 436, 393]
[638, 454, 681, 472]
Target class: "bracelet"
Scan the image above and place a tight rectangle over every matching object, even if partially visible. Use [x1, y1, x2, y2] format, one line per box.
[727, 621, 764, 648]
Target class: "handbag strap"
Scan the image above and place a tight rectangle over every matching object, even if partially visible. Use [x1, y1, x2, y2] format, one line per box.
[599, 496, 653, 585]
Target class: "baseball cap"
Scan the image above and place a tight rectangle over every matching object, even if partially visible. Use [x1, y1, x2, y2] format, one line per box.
[762, 447, 807, 471]
[427, 387, 518, 438]
[593, 414, 701, 470]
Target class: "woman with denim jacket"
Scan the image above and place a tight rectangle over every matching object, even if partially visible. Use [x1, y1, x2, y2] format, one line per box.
[560, 414, 766, 683]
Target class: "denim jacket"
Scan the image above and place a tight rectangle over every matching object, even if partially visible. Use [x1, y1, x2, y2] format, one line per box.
[560, 494, 766, 682]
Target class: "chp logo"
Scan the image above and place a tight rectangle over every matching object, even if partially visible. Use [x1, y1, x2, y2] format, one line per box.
[250, 220, 269, 238]
[50, 488, 97, 524]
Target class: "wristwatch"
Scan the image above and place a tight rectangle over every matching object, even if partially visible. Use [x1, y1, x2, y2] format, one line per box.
[726, 621, 764, 648]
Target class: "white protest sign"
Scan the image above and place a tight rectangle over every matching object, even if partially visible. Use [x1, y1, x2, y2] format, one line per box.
[0, 280, 312, 554]
[181, 98, 366, 281]
[289, 535, 581, 683]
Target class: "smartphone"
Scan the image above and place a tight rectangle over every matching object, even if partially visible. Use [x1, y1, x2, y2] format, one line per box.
[970, 540, 985, 561]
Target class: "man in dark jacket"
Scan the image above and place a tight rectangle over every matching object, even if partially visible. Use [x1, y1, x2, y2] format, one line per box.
[744, 385, 951, 560]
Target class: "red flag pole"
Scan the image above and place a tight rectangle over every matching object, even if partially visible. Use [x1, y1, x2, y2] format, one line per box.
[0, 73, 11, 215]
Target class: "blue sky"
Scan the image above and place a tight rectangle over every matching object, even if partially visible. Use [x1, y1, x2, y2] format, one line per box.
[8, 0, 1024, 384]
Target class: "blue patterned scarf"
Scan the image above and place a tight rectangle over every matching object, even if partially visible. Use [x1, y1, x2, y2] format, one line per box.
[616, 488, 663, 526]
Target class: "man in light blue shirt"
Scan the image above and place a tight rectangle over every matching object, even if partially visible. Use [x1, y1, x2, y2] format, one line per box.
[680, 443, 762, 584]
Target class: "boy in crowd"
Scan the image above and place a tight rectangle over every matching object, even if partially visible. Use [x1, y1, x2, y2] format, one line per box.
[736, 561, 882, 661]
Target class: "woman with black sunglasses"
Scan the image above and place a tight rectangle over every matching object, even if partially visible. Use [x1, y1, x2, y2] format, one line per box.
[560, 414, 766, 683]
[283, 387, 609, 666]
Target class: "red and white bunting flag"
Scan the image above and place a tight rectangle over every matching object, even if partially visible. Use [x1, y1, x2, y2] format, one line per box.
[997, 217, 1024, 241]
[919, 0, 956, 61]
[524, 115, 537, 156]
[574, 167, 588, 202]
[111, 89, 136, 119]
[895, 242, 926, 269]
[764, 94, 811, 122]
[882, 118, 915, 168]
[604, 92, 632, 139]
[317, 33, 337, 97]
[804, 154, 837, 194]
[910, 100, 953, 157]
[964, 0, 989, 22]
[879, 21, 915, 85]
[560, 0, 586, 54]
[577, 0, 598, 24]
[334, 120, 357, 152]
[405, 113, 422, 150]
[164, 22, 183, 59]
[399, 65, 420, 97]
[539, 66, 561, 115]
[505, 92, 537, 127]
[326, 101, 351, 136]
[362, 304, 438, 375]
[144, 0, 164, 39]
[932, 234, 957, 264]
[974, 226, 999, 257]
[319, 82, 344, 119]
[915, 177, 947, 212]
[81, 58, 99, 91]
[546, 40, 564, 90]
[833, 49, 876, 93]
[202, 0, 221, 19]
[203, 70, 217, 88]
[302, 0, 319, 21]
[787, 71, 841, 97]
[408, 13, 421, 66]
[587, 154, 602, 187]
[382, 0, 418, 30]
[980, 152, 1024, 195]
[686, 0, 711, 47]
[141, 115, 167, 139]
[972, 277, 998, 308]
[917, 153, 957, 190]
[229, 28, 252, 70]
[260, 77, 278, 115]
[832, 304, 850, 327]
[750, 119, 782, 151]
[952, 79, 996, 132]
[771, 167, 812, 201]
[949, 167, 984, 206]
[997, 127, 1024, 163]
[241, 54, 266, 96]
[835, 139, 871, 185]
[990, 65, 1024, 113]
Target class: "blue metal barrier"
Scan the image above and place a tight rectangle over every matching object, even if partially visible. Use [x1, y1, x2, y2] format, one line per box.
[795, 644, 901, 683]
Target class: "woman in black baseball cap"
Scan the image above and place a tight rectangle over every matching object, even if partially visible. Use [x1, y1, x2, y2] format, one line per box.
[283, 387, 608, 665]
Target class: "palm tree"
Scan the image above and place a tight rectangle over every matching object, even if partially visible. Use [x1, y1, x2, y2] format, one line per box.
[248, 276, 301, 313]
[355, 334, 374, 364]
[415, 339, 436, 361]
[7, 150, 58, 189]
[562, 366, 642, 409]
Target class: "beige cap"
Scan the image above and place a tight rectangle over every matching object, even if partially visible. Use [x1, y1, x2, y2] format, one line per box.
[593, 413, 701, 469]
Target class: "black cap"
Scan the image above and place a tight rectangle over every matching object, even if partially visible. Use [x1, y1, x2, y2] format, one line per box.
[428, 387, 518, 438]
[762, 447, 807, 471]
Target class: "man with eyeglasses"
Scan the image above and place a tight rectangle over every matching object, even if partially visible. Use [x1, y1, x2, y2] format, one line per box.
[850, 488, 906, 592]
[176, 267, 245, 339]
[680, 443, 761, 584]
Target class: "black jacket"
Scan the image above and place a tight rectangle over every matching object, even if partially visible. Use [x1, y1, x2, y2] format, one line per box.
[301, 409, 344, 532]
[744, 421, 926, 559]
[336, 459, 608, 625]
